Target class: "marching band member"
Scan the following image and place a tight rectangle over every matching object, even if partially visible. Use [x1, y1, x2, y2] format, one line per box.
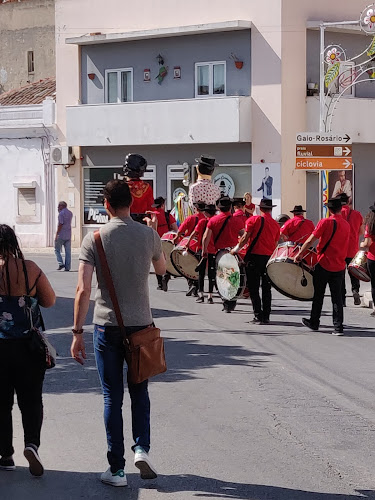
[243, 192, 255, 217]
[189, 155, 221, 209]
[339, 193, 364, 306]
[150, 197, 178, 292]
[202, 197, 240, 313]
[280, 205, 315, 244]
[360, 202, 375, 317]
[232, 198, 248, 223]
[123, 154, 154, 217]
[231, 198, 280, 324]
[295, 197, 350, 336]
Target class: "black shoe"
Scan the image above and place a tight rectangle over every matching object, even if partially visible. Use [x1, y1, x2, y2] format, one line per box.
[24, 445, 44, 477]
[302, 318, 319, 331]
[196, 296, 204, 303]
[331, 329, 344, 336]
[161, 277, 168, 292]
[353, 291, 361, 306]
[207, 297, 214, 304]
[261, 318, 270, 325]
[250, 317, 262, 324]
[193, 287, 199, 297]
[0, 457, 15, 471]
[57, 265, 65, 271]
[157, 285, 163, 290]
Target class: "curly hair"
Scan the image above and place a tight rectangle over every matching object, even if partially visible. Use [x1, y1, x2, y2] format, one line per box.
[365, 207, 375, 238]
[0, 224, 25, 295]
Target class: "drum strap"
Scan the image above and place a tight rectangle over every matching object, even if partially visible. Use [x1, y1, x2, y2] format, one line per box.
[214, 216, 231, 245]
[321, 220, 337, 254]
[245, 217, 265, 261]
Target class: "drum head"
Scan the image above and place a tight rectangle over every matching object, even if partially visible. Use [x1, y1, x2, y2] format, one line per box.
[348, 265, 371, 282]
[216, 250, 246, 301]
[170, 248, 199, 280]
[267, 260, 314, 301]
[161, 240, 181, 277]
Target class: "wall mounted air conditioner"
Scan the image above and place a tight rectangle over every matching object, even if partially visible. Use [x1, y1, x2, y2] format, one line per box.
[50, 146, 73, 164]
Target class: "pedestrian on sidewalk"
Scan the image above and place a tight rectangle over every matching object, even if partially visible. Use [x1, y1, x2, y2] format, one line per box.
[54, 201, 73, 271]
[71, 180, 166, 487]
[0, 225, 55, 476]
[295, 197, 350, 336]
[360, 202, 375, 317]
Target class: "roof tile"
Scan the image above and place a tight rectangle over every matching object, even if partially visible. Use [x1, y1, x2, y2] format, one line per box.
[0, 78, 56, 106]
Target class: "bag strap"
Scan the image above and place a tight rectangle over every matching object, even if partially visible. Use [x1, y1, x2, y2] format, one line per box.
[246, 216, 265, 257]
[94, 231, 125, 333]
[214, 215, 231, 245]
[321, 219, 337, 254]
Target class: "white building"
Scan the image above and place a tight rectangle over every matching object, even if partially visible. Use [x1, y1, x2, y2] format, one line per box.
[0, 78, 57, 247]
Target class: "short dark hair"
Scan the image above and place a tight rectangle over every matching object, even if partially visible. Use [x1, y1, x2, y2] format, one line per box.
[103, 180, 132, 209]
[329, 206, 342, 215]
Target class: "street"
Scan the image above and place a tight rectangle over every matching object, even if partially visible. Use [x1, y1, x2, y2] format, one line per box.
[1, 252, 375, 500]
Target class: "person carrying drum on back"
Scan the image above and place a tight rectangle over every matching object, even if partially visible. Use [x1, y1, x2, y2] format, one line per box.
[173, 201, 206, 297]
[360, 202, 375, 317]
[294, 197, 350, 336]
[231, 198, 280, 324]
[184, 204, 217, 304]
[202, 197, 244, 313]
[150, 197, 178, 292]
[280, 205, 315, 245]
[123, 154, 154, 220]
[339, 193, 364, 306]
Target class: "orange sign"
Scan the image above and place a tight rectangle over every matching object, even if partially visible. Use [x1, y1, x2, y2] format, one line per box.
[296, 145, 352, 157]
[295, 157, 352, 170]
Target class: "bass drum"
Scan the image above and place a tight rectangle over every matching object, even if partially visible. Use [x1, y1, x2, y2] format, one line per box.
[216, 249, 247, 301]
[348, 250, 370, 282]
[266, 242, 316, 301]
[170, 237, 200, 281]
[161, 232, 181, 277]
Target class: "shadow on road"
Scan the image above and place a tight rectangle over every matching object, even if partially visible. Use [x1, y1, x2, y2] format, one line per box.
[1, 469, 374, 500]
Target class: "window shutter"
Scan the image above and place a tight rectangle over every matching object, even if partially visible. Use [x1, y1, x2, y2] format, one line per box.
[18, 188, 36, 216]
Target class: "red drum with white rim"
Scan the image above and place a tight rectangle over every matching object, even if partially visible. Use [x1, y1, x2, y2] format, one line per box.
[170, 237, 200, 280]
[348, 251, 370, 282]
[161, 231, 181, 277]
[266, 242, 317, 301]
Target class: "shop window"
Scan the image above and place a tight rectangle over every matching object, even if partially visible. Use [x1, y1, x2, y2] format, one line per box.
[195, 62, 226, 97]
[18, 188, 36, 216]
[27, 51, 35, 74]
[105, 68, 133, 103]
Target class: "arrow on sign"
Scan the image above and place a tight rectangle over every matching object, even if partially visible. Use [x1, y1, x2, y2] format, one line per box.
[344, 134, 351, 143]
[343, 159, 351, 169]
[343, 147, 351, 156]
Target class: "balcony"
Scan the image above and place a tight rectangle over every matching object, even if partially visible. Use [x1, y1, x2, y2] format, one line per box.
[306, 96, 375, 143]
[66, 96, 252, 146]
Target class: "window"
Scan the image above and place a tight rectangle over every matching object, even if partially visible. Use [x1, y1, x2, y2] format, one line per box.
[195, 62, 226, 97]
[18, 188, 36, 216]
[105, 68, 133, 103]
[27, 51, 34, 74]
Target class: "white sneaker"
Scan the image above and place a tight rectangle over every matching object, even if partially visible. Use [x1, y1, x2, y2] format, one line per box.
[134, 448, 157, 479]
[100, 467, 127, 487]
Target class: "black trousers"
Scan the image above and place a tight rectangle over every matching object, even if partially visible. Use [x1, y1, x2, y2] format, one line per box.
[367, 257, 375, 307]
[245, 254, 272, 321]
[310, 264, 345, 331]
[342, 257, 360, 301]
[198, 254, 216, 293]
[156, 273, 170, 286]
[0, 339, 45, 457]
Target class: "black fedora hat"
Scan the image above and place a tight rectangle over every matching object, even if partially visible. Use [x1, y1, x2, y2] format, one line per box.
[338, 193, 349, 204]
[259, 198, 276, 209]
[193, 201, 206, 211]
[216, 196, 232, 209]
[195, 155, 218, 170]
[232, 197, 245, 206]
[326, 197, 343, 210]
[290, 205, 306, 213]
[151, 196, 165, 208]
[204, 203, 217, 213]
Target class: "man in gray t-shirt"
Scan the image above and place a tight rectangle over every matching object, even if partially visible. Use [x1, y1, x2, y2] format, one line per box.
[71, 180, 166, 487]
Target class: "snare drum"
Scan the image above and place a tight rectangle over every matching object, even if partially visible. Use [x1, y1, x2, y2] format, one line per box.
[161, 232, 181, 277]
[215, 249, 247, 301]
[266, 242, 317, 301]
[170, 237, 200, 280]
[348, 251, 370, 282]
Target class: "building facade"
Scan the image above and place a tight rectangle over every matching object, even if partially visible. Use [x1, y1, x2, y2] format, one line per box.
[55, 0, 372, 245]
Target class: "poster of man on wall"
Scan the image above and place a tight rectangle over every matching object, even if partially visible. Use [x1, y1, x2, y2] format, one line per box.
[252, 163, 281, 217]
[329, 169, 353, 205]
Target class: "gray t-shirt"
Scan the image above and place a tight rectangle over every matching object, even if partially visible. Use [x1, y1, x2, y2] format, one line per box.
[79, 216, 162, 327]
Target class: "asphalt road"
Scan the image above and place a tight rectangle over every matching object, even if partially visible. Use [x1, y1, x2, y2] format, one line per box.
[1, 253, 375, 500]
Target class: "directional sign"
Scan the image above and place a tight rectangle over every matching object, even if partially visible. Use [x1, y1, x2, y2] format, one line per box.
[296, 132, 352, 145]
[296, 145, 352, 158]
[296, 157, 352, 170]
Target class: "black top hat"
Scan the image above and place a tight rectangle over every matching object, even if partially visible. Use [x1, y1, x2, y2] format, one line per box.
[290, 205, 306, 213]
[259, 198, 276, 209]
[123, 153, 148, 178]
[216, 196, 232, 209]
[195, 155, 218, 172]
[326, 197, 343, 210]
[204, 204, 217, 213]
[232, 197, 245, 206]
[338, 193, 349, 204]
[193, 201, 206, 211]
[151, 196, 165, 208]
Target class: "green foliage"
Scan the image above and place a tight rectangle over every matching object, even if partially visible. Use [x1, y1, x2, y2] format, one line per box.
[325, 62, 340, 88]
[367, 36, 375, 57]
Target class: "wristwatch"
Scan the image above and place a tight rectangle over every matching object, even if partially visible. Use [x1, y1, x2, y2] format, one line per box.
[72, 328, 84, 334]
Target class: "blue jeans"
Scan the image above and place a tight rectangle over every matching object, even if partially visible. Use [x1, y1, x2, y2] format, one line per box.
[93, 325, 151, 473]
[54, 238, 71, 270]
